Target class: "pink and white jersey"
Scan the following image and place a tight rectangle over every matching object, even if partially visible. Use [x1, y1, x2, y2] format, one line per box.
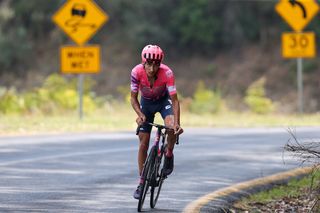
[131, 64, 177, 100]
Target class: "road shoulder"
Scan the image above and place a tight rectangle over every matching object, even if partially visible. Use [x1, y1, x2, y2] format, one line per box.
[183, 167, 312, 213]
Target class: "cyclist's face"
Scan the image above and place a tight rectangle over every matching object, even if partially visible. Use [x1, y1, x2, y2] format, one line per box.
[144, 60, 160, 77]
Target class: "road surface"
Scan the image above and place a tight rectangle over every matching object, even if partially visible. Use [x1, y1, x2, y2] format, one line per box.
[0, 127, 319, 212]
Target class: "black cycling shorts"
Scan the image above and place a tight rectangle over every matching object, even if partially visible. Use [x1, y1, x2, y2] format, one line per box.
[139, 95, 173, 133]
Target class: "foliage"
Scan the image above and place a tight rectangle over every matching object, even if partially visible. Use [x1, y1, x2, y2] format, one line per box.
[0, 0, 61, 74]
[244, 77, 274, 114]
[190, 81, 221, 114]
[0, 0, 308, 74]
[234, 170, 320, 212]
[0, 87, 22, 114]
[96, 0, 279, 53]
[116, 84, 131, 104]
[0, 74, 99, 115]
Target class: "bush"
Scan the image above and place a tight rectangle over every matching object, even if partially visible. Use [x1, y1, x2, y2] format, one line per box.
[190, 81, 222, 114]
[41, 74, 98, 114]
[244, 77, 274, 114]
[0, 74, 99, 115]
[0, 87, 22, 114]
[117, 84, 131, 104]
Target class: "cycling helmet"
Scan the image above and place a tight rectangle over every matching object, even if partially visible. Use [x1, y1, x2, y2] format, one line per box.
[141, 44, 164, 63]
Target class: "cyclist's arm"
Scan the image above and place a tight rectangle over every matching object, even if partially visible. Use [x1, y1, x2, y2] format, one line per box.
[131, 91, 146, 123]
[170, 93, 181, 126]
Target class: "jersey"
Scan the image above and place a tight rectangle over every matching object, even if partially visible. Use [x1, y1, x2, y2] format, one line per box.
[130, 63, 177, 101]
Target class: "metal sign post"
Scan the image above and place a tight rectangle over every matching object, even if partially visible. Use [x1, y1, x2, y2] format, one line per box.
[297, 58, 303, 113]
[78, 74, 84, 120]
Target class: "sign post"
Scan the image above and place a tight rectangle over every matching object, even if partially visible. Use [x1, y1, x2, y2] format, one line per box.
[78, 74, 84, 119]
[53, 0, 108, 119]
[275, 0, 319, 113]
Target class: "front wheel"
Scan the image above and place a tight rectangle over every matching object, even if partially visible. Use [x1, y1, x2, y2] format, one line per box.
[150, 169, 165, 208]
[137, 147, 156, 212]
[150, 146, 166, 208]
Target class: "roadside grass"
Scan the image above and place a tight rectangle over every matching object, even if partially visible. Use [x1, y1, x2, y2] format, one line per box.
[181, 111, 320, 127]
[1, 107, 320, 135]
[234, 170, 320, 209]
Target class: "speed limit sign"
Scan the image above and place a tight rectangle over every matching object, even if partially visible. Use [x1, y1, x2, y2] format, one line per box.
[282, 32, 316, 58]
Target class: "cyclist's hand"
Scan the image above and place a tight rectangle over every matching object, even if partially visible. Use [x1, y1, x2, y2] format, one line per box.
[136, 114, 146, 126]
[174, 124, 183, 135]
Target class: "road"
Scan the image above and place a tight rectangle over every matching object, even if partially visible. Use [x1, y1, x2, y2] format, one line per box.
[0, 127, 319, 212]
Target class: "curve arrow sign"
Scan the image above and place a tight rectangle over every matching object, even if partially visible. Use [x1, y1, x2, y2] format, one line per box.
[289, 0, 307, 18]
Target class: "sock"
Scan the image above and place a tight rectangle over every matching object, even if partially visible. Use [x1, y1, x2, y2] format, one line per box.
[139, 176, 144, 184]
[166, 148, 173, 157]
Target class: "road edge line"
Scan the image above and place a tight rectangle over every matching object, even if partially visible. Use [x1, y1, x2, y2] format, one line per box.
[183, 167, 313, 213]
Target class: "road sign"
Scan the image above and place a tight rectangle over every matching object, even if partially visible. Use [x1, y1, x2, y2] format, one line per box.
[52, 0, 108, 45]
[282, 32, 316, 58]
[60, 45, 100, 73]
[275, 0, 319, 32]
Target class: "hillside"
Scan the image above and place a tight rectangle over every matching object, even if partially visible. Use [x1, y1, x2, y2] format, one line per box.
[0, 0, 319, 113]
[2, 40, 319, 114]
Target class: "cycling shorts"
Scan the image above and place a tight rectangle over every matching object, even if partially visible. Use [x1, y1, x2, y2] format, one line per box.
[139, 95, 173, 133]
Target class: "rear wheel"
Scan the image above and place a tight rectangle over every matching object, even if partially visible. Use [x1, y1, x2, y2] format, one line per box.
[137, 147, 156, 212]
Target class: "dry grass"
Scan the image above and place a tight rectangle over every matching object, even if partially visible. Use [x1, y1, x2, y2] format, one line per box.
[1, 107, 320, 136]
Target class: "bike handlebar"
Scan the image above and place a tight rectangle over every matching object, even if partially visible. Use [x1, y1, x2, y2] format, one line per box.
[136, 122, 180, 145]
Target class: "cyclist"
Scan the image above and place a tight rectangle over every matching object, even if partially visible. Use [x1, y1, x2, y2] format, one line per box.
[130, 44, 183, 199]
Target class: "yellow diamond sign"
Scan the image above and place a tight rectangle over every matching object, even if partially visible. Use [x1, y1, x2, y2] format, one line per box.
[275, 0, 319, 32]
[52, 0, 108, 46]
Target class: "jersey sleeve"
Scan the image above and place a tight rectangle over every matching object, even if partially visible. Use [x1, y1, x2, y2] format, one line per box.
[165, 69, 177, 95]
[131, 68, 140, 93]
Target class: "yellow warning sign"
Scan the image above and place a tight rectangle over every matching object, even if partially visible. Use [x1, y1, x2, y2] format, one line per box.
[60, 45, 100, 73]
[52, 0, 108, 45]
[275, 0, 319, 32]
[282, 32, 316, 58]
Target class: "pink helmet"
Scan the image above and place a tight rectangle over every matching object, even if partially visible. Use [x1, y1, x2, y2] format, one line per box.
[141, 44, 164, 63]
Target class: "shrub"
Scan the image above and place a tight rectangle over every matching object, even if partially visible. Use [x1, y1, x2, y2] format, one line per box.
[190, 81, 221, 114]
[117, 84, 131, 104]
[0, 74, 99, 115]
[0, 87, 22, 114]
[21, 90, 42, 114]
[244, 77, 274, 114]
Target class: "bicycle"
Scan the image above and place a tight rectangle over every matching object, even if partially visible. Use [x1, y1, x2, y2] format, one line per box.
[136, 122, 179, 212]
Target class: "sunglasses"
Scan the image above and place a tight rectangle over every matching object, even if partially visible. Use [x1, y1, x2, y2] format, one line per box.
[146, 59, 161, 67]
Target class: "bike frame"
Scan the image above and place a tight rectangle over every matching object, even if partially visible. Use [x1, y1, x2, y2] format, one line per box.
[136, 122, 179, 211]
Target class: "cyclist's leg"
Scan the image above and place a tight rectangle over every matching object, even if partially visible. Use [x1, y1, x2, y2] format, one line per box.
[134, 104, 154, 199]
[164, 115, 176, 152]
[159, 98, 176, 175]
[137, 97, 156, 173]
[159, 97, 176, 152]
[138, 132, 150, 175]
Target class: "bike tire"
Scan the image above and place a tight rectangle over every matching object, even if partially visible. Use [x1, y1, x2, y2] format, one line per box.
[150, 146, 166, 208]
[150, 170, 165, 208]
[137, 147, 156, 212]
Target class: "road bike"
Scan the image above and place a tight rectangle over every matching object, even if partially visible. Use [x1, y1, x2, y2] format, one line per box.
[136, 122, 179, 212]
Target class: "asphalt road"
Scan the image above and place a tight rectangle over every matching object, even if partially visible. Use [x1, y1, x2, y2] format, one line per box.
[0, 127, 319, 212]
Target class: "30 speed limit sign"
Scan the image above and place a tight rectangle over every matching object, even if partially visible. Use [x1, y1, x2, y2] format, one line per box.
[282, 32, 316, 58]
